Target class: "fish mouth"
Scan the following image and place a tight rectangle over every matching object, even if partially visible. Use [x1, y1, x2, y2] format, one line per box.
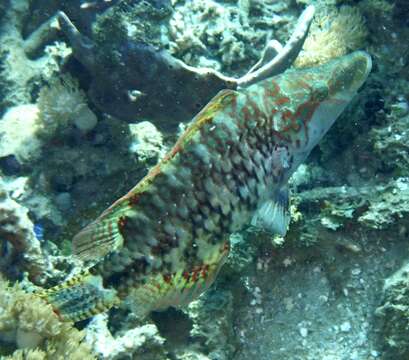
[349, 51, 372, 91]
[328, 51, 372, 96]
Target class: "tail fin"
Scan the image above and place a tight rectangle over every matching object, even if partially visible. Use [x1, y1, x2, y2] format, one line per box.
[37, 271, 119, 322]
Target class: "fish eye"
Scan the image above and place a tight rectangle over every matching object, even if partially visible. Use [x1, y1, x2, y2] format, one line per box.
[312, 84, 329, 101]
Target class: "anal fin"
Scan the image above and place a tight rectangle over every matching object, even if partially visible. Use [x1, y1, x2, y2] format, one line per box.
[125, 242, 229, 318]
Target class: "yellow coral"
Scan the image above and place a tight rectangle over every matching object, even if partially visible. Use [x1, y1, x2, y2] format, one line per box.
[0, 277, 96, 359]
[295, 6, 368, 68]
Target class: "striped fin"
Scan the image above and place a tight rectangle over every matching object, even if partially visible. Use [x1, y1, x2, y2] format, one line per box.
[126, 242, 229, 318]
[37, 270, 119, 322]
[72, 201, 130, 263]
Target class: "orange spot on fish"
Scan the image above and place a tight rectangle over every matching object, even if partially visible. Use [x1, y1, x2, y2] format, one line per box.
[183, 271, 190, 281]
[222, 242, 230, 253]
[265, 80, 280, 98]
[191, 269, 199, 282]
[118, 216, 127, 230]
[201, 264, 210, 278]
[275, 96, 290, 106]
[247, 97, 264, 120]
[128, 194, 140, 206]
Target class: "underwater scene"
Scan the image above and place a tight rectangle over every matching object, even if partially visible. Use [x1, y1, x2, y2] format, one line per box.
[0, 0, 408, 359]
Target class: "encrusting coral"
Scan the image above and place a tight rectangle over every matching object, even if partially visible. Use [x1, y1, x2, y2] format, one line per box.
[0, 276, 96, 359]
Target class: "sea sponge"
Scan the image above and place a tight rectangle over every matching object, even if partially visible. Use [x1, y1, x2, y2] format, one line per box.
[0, 277, 95, 359]
[295, 6, 368, 68]
[37, 75, 97, 136]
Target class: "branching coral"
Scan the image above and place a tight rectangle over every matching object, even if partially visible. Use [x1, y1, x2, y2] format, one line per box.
[295, 6, 367, 68]
[0, 277, 95, 359]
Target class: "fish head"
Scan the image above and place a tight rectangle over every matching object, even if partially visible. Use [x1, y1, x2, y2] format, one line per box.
[271, 51, 372, 179]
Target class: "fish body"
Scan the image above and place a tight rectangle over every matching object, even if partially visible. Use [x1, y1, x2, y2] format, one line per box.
[40, 51, 372, 321]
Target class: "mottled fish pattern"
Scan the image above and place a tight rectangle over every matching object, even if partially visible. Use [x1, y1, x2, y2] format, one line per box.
[39, 51, 372, 322]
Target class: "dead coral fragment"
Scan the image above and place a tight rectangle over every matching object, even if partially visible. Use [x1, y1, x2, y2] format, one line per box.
[0, 188, 49, 284]
[295, 6, 367, 68]
[0, 277, 95, 359]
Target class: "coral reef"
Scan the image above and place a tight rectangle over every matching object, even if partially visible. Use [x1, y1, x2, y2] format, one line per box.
[295, 5, 367, 67]
[0, 183, 50, 284]
[85, 314, 166, 359]
[0, 0, 70, 109]
[0, 0, 409, 359]
[0, 277, 95, 359]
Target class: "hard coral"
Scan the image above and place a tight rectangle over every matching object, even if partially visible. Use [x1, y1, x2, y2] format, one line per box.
[295, 6, 367, 68]
[0, 277, 95, 359]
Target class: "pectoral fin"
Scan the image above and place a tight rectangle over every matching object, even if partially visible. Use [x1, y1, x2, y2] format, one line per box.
[72, 201, 130, 263]
[251, 187, 290, 236]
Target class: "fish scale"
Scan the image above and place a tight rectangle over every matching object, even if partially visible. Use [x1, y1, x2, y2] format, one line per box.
[38, 52, 372, 322]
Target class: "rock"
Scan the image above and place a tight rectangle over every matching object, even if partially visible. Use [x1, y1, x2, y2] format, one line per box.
[0, 104, 42, 163]
[128, 121, 164, 163]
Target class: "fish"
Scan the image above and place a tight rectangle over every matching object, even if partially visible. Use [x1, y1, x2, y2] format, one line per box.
[39, 51, 372, 322]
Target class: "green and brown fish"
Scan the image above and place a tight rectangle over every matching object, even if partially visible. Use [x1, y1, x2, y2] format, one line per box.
[39, 51, 372, 322]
